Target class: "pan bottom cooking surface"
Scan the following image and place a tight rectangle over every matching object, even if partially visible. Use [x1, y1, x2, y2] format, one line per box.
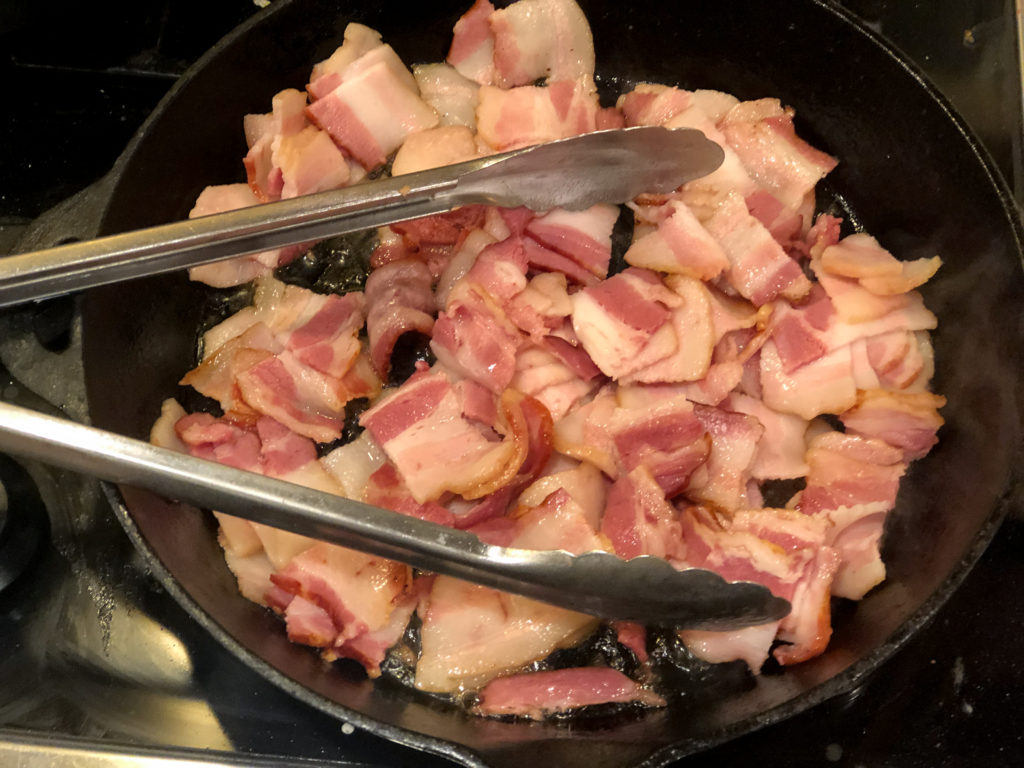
[0, 0, 1022, 765]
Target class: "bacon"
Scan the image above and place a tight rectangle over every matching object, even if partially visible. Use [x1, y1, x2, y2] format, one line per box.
[320, 431, 387, 500]
[417, 486, 603, 693]
[416, 573, 598, 693]
[391, 125, 479, 176]
[618, 83, 692, 127]
[335, 588, 421, 676]
[359, 368, 529, 502]
[720, 99, 838, 212]
[412, 63, 481, 128]
[364, 463, 456, 526]
[510, 487, 607, 555]
[489, 0, 595, 88]
[511, 343, 598, 420]
[623, 275, 716, 385]
[606, 389, 711, 495]
[840, 389, 946, 461]
[570, 268, 681, 379]
[243, 88, 311, 201]
[601, 466, 683, 560]
[284, 595, 338, 648]
[308, 23, 384, 94]
[819, 233, 942, 295]
[476, 78, 600, 151]
[688, 405, 764, 512]
[306, 55, 438, 169]
[476, 667, 664, 718]
[273, 125, 351, 198]
[364, 259, 436, 378]
[760, 340, 857, 420]
[679, 505, 839, 665]
[680, 622, 780, 673]
[186, 185, 303, 287]
[625, 200, 730, 280]
[505, 272, 572, 339]
[223, 549, 276, 606]
[745, 189, 804, 249]
[518, 459, 607, 530]
[704, 193, 811, 306]
[183, 279, 374, 441]
[769, 302, 827, 373]
[723, 393, 809, 480]
[525, 205, 617, 281]
[447, 0, 497, 84]
[432, 284, 523, 393]
[271, 542, 411, 650]
[797, 431, 907, 516]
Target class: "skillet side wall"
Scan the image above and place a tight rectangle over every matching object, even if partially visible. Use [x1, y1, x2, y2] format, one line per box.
[82, 0, 1024, 766]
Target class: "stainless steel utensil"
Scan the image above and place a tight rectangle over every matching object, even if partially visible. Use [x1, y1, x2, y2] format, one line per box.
[0, 126, 723, 307]
[0, 400, 786, 628]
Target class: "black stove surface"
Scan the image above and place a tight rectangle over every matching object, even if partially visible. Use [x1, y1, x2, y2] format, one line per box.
[0, 1, 1022, 766]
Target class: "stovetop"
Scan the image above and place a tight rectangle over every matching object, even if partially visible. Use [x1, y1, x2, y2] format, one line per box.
[0, 1, 1022, 766]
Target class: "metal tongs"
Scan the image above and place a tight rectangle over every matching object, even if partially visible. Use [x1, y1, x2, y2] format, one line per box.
[0, 126, 724, 307]
[0, 401, 789, 628]
[0, 125, 789, 626]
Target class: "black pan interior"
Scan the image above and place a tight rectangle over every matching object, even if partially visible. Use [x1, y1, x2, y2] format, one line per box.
[81, 1, 1024, 766]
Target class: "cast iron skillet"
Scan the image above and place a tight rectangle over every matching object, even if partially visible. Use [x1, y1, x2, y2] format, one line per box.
[79, 0, 1024, 765]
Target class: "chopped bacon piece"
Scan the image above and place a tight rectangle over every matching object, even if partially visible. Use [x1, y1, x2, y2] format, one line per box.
[243, 88, 311, 201]
[570, 268, 681, 379]
[391, 125, 479, 176]
[335, 588, 421, 676]
[284, 595, 338, 648]
[797, 431, 907, 516]
[306, 56, 438, 169]
[840, 389, 946, 461]
[476, 667, 664, 718]
[489, 0, 595, 88]
[601, 466, 683, 559]
[625, 200, 730, 280]
[505, 272, 572, 339]
[223, 549, 276, 606]
[680, 622, 780, 673]
[819, 233, 942, 296]
[617, 83, 692, 127]
[365, 259, 435, 378]
[432, 284, 523, 393]
[511, 343, 598, 420]
[704, 193, 812, 306]
[688, 405, 764, 512]
[624, 275, 716, 385]
[364, 463, 456, 526]
[320, 431, 387, 500]
[271, 542, 411, 649]
[760, 340, 857, 421]
[186, 185, 303, 287]
[679, 505, 839, 665]
[476, 78, 600, 151]
[415, 574, 597, 692]
[272, 125, 351, 200]
[723, 392, 809, 480]
[413, 63, 481, 128]
[359, 368, 528, 502]
[720, 98, 838, 212]
[447, 0, 497, 84]
[308, 23, 384, 93]
[745, 189, 804, 249]
[525, 205, 617, 281]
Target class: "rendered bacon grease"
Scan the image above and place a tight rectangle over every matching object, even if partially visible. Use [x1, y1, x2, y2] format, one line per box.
[150, 0, 946, 719]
